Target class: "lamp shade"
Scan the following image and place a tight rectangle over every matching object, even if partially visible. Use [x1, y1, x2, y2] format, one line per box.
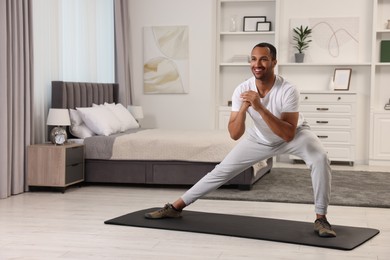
[127, 106, 144, 119]
[46, 108, 71, 126]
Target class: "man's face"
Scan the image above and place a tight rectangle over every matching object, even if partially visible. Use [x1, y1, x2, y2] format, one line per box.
[250, 47, 276, 81]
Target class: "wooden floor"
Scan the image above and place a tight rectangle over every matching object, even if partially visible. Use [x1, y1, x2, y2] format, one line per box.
[1, 164, 389, 260]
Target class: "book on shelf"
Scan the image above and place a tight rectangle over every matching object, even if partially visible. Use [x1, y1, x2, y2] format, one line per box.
[231, 54, 250, 63]
[380, 40, 390, 62]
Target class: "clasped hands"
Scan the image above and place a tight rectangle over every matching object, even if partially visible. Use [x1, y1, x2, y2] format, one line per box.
[240, 90, 263, 110]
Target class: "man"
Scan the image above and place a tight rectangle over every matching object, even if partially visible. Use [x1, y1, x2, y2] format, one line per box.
[145, 42, 336, 237]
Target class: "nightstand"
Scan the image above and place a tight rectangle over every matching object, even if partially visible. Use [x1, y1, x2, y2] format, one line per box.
[27, 143, 84, 191]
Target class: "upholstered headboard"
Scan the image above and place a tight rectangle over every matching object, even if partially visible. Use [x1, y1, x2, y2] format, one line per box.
[51, 81, 119, 109]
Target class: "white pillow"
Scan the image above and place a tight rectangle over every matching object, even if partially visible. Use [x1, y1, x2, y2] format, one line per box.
[92, 103, 122, 133]
[104, 102, 139, 131]
[68, 109, 95, 138]
[76, 106, 120, 136]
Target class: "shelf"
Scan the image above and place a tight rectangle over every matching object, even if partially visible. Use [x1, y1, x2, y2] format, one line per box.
[220, 0, 275, 2]
[300, 90, 357, 94]
[372, 111, 390, 115]
[376, 29, 390, 33]
[278, 63, 371, 67]
[375, 62, 390, 66]
[220, 31, 275, 35]
[220, 62, 250, 66]
[220, 63, 371, 67]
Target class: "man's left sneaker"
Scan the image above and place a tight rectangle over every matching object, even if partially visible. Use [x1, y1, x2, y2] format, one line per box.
[144, 203, 182, 219]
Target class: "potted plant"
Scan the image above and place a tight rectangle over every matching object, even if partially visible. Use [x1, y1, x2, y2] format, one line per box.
[292, 25, 312, 63]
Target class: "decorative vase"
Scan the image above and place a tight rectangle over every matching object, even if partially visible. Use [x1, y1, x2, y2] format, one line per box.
[387, 20, 390, 29]
[295, 53, 305, 63]
[328, 76, 335, 91]
[229, 15, 238, 32]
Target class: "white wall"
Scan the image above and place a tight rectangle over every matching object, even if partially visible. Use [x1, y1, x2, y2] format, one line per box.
[128, 0, 216, 130]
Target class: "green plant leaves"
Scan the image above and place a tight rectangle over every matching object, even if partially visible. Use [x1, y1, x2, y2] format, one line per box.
[292, 25, 312, 53]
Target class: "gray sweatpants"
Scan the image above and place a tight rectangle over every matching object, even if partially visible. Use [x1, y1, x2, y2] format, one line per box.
[181, 126, 331, 215]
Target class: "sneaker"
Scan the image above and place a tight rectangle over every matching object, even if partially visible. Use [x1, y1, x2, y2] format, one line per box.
[314, 218, 337, 237]
[144, 203, 182, 219]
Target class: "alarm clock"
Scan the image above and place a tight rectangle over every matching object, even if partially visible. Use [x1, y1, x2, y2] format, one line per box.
[50, 126, 68, 145]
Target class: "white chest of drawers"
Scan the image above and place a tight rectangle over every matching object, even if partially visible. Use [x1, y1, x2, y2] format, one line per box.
[297, 92, 357, 165]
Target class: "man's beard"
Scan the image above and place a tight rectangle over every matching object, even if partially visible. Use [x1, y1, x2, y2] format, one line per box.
[254, 70, 272, 81]
[255, 75, 265, 80]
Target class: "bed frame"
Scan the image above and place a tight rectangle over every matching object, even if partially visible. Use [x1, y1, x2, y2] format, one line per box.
[51, 81, 272, 190]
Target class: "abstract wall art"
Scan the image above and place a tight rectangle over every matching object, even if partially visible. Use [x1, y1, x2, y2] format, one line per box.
[289, 17, 359, 63]
[143, 26, 189, 94]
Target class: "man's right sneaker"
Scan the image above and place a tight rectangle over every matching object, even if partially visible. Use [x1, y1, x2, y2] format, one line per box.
[144, 203, 182, 219]
[314, 217, 337, 237]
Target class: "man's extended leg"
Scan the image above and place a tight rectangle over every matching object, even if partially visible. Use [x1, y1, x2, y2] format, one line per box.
[145, 134, 275, 219]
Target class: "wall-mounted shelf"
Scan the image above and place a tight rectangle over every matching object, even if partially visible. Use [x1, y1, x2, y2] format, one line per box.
[220, 31, 275, 35]
[279, 63, 371, 67]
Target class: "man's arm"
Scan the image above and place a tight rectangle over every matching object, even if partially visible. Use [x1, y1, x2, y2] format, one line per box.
[240, 90, 299, 142]
[228, 102, 250, 140]
[257, 109, 298, 142]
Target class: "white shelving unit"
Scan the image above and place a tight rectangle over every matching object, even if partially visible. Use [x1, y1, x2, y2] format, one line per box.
[215, 0, 390, 165]
[216, 0, 279, 129]
[369, 0, 390, 165]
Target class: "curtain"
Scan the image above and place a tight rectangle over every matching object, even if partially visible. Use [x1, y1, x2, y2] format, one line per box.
[0, 0, 34, 199]
[114, 0, 132, 106]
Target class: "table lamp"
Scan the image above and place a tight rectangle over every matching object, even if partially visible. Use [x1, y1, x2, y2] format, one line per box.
[127, 105, 144, 123]
[46, 108, 71, 145]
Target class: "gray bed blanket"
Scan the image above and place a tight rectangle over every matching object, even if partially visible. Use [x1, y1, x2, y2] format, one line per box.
[84, 128, 143, 160]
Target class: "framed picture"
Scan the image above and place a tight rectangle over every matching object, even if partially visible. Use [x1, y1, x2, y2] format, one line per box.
[243, 16, 266, 32]
[333, 68, 352, 90]
[256, 21, 271, 32]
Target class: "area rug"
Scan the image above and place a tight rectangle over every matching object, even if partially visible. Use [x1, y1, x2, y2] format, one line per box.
[202, 168, 390, 208]
[105, 208, 380, 250]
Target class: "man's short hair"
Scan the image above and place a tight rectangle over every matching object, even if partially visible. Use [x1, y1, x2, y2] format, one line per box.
[253, 42, 277, 60]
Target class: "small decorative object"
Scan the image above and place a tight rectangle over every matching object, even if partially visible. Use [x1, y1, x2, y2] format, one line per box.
[333, 68, 352, 91]
[229, 15, 238, 32]
[231, 54, 250, 63]
[256, 21, 271, 32]
[385, 99, 390, 110]
[387, 20, 390, 29]
[292, 25, 312, 63]
[46, 108, 71, 145]
[127, 105, 144, 124]
[243, 16, 266, 32]
[328, 76, 335, 91]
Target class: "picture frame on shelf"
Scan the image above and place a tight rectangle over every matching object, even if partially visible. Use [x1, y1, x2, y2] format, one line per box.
[243, 16, 266, 32]
[333, 68, 352, 91]
[256, 21, 271, 32]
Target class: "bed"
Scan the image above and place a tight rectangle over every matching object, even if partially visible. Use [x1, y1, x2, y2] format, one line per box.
[51, 81, 272, 190]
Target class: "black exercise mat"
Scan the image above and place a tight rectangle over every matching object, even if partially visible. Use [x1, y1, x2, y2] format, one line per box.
[105, 208, 379, 250]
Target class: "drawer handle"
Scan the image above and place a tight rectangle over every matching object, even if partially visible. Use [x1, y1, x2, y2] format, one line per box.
[316, 108, 329, 111]
[317, 135, 328, 139]
[316, 121, 329, 124]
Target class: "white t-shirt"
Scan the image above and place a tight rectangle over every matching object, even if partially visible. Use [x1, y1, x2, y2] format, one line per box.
[231, 75, 304, 145]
